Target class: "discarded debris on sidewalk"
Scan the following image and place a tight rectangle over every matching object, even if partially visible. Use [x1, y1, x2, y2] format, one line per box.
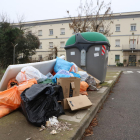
[0, 56, 100, 129]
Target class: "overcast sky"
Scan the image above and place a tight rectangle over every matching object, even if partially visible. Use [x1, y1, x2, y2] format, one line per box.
[0, 0, 140, 23]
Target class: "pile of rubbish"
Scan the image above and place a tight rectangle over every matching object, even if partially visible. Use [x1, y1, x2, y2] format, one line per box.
[39, 116, 73, 134]
[0, 57, 100, 128]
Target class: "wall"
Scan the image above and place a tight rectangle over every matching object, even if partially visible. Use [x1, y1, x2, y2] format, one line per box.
[22, 11, 140, 65]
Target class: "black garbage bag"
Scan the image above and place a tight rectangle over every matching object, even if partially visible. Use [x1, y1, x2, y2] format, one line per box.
[22, 84, 64, 101]
[20, 84, 65, 127]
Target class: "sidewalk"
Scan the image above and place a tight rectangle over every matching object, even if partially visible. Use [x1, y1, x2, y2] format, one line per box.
[0, 70, 121, 140]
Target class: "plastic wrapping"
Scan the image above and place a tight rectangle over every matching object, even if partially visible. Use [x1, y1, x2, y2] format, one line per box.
[52, 74, 71, 83]
[80, 81, 89, 95]
[85, 76, 98, 91]
[16, 66, 47, 83]
[78, 71, 89, 81]
[20, 84, 64, 126]
[0, 86, 21, 118]
[70, 72, 81, 78]
[69, 62, 78, 73]
[54, 57, 73, 73]
[17, 78, 37, 95]
[46, 72, 54, 79]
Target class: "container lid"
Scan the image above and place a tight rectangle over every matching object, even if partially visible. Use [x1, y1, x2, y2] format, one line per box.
[65, 32, 109, 46]
[65, 35, 76, 46]
[65, 32, 110, 51]
[81, 32, 109, 43]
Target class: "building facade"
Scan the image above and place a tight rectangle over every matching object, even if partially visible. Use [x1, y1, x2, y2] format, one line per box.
[21, 11, 140, 66]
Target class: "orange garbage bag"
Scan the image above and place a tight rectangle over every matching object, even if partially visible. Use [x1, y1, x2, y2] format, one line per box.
[80, 81, 89, 95]
[0, 86, 21, 118]
[0, 78, 37, 118]
[17, 78, 37, 95]
[7, 78, 19, 89]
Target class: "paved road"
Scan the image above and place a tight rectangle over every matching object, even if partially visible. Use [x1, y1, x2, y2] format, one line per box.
[85, 67, 140, 140]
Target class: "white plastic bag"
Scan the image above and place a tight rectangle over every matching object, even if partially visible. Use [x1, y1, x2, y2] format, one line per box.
[16, 66, 47, 83]
[49, 116, 59, 126]
[46, 72, 53, 79]
[69, 62, 78, 73]
[78, 71, 89, 81]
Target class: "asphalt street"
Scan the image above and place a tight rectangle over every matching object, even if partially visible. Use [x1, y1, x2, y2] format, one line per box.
[85, 67, 140, 140]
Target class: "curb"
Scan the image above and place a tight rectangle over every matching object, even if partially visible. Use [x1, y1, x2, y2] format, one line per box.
[71, 71, 122, 140]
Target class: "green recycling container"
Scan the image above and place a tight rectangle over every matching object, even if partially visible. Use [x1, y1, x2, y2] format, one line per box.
[65, 32, 110, 83]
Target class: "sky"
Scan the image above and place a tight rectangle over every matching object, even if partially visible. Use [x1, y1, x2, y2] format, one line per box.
[0, 0, 140, 23]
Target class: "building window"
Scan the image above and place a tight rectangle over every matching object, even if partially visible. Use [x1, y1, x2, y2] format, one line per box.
[99, 27, 104, 33]
[131, 24, 136, 31]
[130, 39, 136, 48]
[60, 41, 65, 48]
[115, 40, 120, 47]
[49, 54, 53, 60]
[49, 42, 53, 48]
[115, 55, 120, 62]
[49, 29, 53, 35]
[116, 24, 120, 32]
[38, 30, 42, 36]
[39, 42, 42, 49]
[60, 28, 65, 35]
[38, 55, 42, 61]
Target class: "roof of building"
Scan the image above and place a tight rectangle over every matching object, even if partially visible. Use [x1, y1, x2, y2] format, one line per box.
[14, 11, 140, 26]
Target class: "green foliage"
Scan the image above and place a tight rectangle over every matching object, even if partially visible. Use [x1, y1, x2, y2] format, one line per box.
[0, 22, 40, 68]
[116, 62, 123, 67]
[123, 59, 127, 63]
[138, 60, 140, 63]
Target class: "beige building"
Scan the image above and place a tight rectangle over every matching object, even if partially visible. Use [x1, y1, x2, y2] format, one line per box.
[21, 11, 140, 66]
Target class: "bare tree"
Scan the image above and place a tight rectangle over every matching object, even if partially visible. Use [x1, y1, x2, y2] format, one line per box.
[16, 14, 26, 30]
[67, 0, 113, 36]
[48, 46, 58, 60]
[0, 13, 11, 23]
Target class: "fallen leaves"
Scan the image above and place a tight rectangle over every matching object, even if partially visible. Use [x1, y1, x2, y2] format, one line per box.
[84, 116, 98, 137]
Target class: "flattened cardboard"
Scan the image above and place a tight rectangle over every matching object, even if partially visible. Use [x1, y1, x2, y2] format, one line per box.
[57, 77, 80, 98]
[66, 95, 92, 111]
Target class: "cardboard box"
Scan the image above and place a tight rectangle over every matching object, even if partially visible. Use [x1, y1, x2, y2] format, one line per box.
[57, 77, 92, 111]
[62, 98, 70, 110]
[57, 77, 80, 98]
[63, 95, 92, 111]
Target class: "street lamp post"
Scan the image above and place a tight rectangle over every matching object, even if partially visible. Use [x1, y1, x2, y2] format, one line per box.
[13, 43, 18, 64]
